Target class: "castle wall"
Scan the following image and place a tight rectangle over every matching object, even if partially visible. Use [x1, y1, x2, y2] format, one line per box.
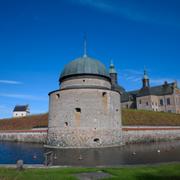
[0, 129, 47, 143]
[48, 86, 122, 148]
[136, 94, 180, 114]
[60, 78, 111, 89]
[1, 127, 180, 145]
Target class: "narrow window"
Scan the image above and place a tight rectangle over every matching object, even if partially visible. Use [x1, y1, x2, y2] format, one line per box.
[167, 98, 171, 105]
[56, 94, 60, 99]
[94, 138, 100, 143]
[126, 104, 128, 109]
[75, 108, 81, 113]
[160, 99, 163, 106]
[65, 122, 68, 126]
[83, 79, 85, 82]
[139, 100, 141, 104]
[102, 92, 107, 97]
[146, 102, 149, 106]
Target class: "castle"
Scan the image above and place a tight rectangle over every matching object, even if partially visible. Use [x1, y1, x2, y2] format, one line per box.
[47, 40, 180, 148]
[47, 43, 123, 148]
[120, 70, 180, 114]
[108, 62, 180, 114]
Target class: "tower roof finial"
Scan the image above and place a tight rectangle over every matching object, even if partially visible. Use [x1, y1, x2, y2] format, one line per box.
[109, 59, 116, 74]
[110, 59, 114, 66]
[83, 33, 87, 57]
[143, 67, 149, 79]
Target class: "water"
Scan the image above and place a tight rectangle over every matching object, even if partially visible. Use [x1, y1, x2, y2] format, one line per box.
[1, 141, 180, 165]
[0, 142, 44, 164]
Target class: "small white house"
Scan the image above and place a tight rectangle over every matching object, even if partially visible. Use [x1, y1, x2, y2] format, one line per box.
[13, 105, 30, 118]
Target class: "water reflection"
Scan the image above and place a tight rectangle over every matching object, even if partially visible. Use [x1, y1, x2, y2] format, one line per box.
[1, 141, 180, 165]
[0, 141, 44, 164]
[45, 141, 180, 166]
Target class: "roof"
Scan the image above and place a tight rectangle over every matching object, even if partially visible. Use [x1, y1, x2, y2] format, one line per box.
[112, 84, 126, 94]
[143, 70, 149, 80]
[60, 56, 110, 82]
[137, 82, 175, 97]
[13, 105, 29, 112]
[121, 82, 177, 102]
[109, 62, 117, 74]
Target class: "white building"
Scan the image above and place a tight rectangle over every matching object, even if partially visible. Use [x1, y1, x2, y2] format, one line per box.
[13, 105, 30, 117]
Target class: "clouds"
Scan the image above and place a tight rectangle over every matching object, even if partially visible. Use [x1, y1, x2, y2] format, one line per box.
[0, 80, 22, 85]
[68, 0, 180, 27]
[120, 68, 178, 86]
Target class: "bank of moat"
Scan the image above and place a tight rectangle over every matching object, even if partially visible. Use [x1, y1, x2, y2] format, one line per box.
[47, 49, 123, 148]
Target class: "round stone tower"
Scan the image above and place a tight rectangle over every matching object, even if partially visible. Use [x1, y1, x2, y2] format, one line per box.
[47, 53, 122, 148]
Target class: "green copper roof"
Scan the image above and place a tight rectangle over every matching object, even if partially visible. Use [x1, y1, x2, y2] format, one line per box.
[109, 61, 117, 74]
[60, 56, 110, 80]
[143, 70, 149, 79]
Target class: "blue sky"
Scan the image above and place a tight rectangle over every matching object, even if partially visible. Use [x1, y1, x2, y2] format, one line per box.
[0, 0, 180, 118]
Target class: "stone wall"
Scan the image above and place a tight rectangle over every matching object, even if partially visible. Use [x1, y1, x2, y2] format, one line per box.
[48, 87, 122, 148]
[1, 127, 180, 145]
[60, 77, 111, 90]
[123, 126, 180, 143]
[0, 130, 47, 143]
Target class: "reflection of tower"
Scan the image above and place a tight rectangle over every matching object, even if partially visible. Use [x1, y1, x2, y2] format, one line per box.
[109, 60, 117, 87]
[142, 69, 150, 88]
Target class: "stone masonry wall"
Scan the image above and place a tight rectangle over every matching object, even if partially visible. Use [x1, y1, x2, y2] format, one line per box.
[48, 87, 122, 148]
[0, 130, 47, 143]
[123, 126, 180, 143]
[60, 78, 111, 90]
[1, 127, 180, 145]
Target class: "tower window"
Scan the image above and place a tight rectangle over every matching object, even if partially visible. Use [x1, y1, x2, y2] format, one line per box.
[102, 92, 107, 97]
[56, 94, 60, 99]
[160, 99, 163, 106]
[167, 98, 171, 105]
[75, 108, 81, 113]
[93, 138, 100, 143]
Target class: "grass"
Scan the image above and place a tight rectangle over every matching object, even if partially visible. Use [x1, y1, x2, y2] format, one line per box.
[0, 114, 48, 130]
[122, 109, 180, 126]
[1, 109, 180, 130]
[1, 163, 180, 180]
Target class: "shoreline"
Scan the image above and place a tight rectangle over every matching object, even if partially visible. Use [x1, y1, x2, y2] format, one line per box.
[1, 126, 180, 144]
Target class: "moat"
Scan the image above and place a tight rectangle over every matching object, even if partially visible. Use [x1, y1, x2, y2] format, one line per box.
[1, 141, 180, 166]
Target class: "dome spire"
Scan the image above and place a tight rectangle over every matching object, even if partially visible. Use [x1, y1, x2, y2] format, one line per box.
[83, 33, 87, 57]
[109, 59, 116, 73]
[142, 67, 150, 88]
[143, 67, 149, 80]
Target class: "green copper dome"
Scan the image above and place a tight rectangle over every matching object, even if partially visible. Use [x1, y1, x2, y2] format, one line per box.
[60, 56, 110, 81]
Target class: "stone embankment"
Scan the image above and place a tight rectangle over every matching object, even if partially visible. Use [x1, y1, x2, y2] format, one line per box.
[0, 129, 47, 143]
[1, 126, 180, 144]
[123, 126, 180, 143]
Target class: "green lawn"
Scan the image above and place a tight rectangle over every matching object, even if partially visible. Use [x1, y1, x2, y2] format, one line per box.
[1, 163, 180, 180]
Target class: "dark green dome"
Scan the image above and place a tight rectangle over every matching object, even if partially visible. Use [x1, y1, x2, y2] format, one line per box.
[60, 56, 110, 81]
